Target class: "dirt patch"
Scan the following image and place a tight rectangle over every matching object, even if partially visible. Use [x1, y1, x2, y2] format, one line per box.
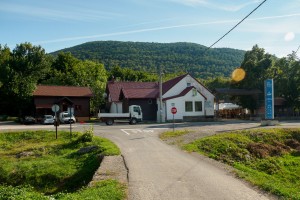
[247, 142, 287, 158]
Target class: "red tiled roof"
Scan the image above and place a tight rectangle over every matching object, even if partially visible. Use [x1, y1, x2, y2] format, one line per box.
[163, 86, 207, 101]
[107, 81, 158, 102]
[121, 88, 158, 99]
[162, 73, 187, 94]
[163, 73, 214, 97]
[33, 85, 93, 97]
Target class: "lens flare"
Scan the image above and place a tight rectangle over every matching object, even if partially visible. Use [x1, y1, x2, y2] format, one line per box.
[232, 68, 246, 82]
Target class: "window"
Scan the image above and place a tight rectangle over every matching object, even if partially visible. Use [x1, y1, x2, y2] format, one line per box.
[187, 83, 191, 87]
[133, 106, 141, 115]
[185, 101, 193, 112]
[195, 101, 202, 112]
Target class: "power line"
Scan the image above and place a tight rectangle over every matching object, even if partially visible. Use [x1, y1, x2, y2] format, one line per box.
[206, 0, 267, 50]
[295, 44, 300, 54]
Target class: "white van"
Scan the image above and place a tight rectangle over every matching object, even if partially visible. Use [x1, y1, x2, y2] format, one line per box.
[59, 112, 76, 124]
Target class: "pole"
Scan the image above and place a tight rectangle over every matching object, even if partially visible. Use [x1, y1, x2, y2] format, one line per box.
[159, 68, 163, 123]
[70, 114, 72, 138]
[55, 112, 58, 139]
[173, 114, 175, 132]
[69, 108, 72, 139]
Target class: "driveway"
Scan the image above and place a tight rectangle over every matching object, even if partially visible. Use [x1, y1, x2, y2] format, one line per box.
[94, 121, 279, 200]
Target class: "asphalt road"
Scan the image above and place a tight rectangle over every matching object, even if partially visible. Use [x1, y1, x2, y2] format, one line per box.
[2, 120, 299, 199]
[91, 121, 278, 200]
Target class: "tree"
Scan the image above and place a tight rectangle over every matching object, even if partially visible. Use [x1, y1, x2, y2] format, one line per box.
[203, 76, 231, 91]
[233, 45, 274, 113]
[273, 52, 300, 113]
[0, 43, 51, 115]
[43, 52, 107, 113]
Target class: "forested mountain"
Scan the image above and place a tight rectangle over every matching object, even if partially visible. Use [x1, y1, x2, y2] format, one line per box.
[51, 41, 245, 79]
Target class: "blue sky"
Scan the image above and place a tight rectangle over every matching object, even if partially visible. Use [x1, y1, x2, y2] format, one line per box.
[1, 0, 300, 57]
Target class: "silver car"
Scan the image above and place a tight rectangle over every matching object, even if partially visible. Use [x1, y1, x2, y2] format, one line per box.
[42, 115, 54, 125]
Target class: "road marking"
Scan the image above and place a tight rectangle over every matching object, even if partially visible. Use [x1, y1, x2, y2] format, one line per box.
[121, 129, 133, 135]
[120, 128, 169, 135]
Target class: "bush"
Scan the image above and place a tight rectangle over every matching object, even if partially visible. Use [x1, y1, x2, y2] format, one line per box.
[77, 127, 94, 143]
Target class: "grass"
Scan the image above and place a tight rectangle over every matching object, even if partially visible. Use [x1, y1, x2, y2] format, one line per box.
[159, 129, 191, 140]
[0, 180, 126, 200]
[182, 128, 300, 199]
[0, 129, 125, 199]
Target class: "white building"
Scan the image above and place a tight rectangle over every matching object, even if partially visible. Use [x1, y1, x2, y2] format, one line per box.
[105, 73, 215, 122]
[161, 73, 215, 121]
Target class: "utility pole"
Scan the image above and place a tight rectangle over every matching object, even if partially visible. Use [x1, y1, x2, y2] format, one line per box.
[159, 68, 165, 123]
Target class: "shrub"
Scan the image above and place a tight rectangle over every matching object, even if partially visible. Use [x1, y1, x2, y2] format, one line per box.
[77, 126, 94, 143]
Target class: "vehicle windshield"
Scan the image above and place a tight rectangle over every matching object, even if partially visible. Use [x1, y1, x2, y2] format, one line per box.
[63, 114, 73, 118]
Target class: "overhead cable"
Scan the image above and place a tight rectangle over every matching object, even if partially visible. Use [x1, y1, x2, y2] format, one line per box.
[206, 0, 267, 50]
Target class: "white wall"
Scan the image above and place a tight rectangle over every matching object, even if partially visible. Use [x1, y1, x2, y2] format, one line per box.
[165, 89, 205, 120]
[163, 74, 215, 117]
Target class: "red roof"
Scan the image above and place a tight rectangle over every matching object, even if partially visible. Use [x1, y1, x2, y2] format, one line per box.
[121, 88, 158, 99]
[107, 73, 212, 102]
[162, 74, 187, 94]
[33, 85, 93, 97]
[163, 86, 207, 101]
[107, 81, 158, 101]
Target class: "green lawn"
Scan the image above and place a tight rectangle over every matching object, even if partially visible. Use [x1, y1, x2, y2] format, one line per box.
[0, 129, 126, 200]
[183, 128, 300, 199]
[159, 129, 190, 140]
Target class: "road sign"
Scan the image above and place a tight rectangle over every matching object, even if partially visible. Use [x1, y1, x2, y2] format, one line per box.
[67, 107, 74, 115]
[51, 104, 60, 113]
[264, 79, 274, 120]
[171, 107, 177, 114]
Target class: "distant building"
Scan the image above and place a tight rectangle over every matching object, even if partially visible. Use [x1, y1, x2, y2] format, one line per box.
[105, 73, 215, 122]
[33, 85, 93, 121]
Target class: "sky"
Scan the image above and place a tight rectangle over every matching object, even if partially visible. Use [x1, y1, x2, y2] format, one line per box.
[1, 0, 300, 57]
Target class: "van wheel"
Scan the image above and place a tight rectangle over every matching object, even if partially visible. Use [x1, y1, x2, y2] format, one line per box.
[130, 118, 137, 125]
[106, 119, 114, 125]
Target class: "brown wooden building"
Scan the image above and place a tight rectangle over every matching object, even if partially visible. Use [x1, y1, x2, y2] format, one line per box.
[33, 85, 93, 121]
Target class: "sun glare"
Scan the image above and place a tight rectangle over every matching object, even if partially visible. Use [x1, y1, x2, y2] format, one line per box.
[232, 68, 246, 82]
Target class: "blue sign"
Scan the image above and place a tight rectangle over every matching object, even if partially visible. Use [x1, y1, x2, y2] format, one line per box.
[265, 79, 274, 119]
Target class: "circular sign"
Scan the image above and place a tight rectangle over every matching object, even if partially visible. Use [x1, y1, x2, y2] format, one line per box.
[51, 104, 60, 113]
[171, 107, 177, 114]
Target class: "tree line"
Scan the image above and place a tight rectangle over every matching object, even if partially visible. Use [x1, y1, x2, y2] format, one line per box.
[0, 42, 180, 117]
[204, 45, 300, 114]
[52, 41, 245, 79]
[1, 42, 299, 117]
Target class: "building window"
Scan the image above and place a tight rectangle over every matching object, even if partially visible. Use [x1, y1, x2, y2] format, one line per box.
[192, 88, 197, 96]
[195, 101, 202, 112]
[185, 101, 193, 112]
[187, 83, 191, 87]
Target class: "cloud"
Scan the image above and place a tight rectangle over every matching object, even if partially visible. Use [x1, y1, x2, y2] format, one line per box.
[0, 2, 120, 22]
[284, 32, 295, 41]
[35, 12, 300, 45]
[169, 0, 261, 11]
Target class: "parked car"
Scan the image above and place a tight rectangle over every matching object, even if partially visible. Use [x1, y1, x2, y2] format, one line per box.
[59, 112, 76, 124]
[42, 115, 54, 125]
[23, 116, 36, 124]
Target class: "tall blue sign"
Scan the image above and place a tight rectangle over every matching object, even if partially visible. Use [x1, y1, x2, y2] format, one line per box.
[264, 79, 274, 120]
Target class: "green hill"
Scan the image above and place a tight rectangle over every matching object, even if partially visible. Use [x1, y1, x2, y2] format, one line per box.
[51, 41, 245, 79]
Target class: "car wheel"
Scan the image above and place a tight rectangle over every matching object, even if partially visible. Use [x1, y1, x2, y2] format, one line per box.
[130, 118, 137, 125]
[106, 119, 114, 125]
